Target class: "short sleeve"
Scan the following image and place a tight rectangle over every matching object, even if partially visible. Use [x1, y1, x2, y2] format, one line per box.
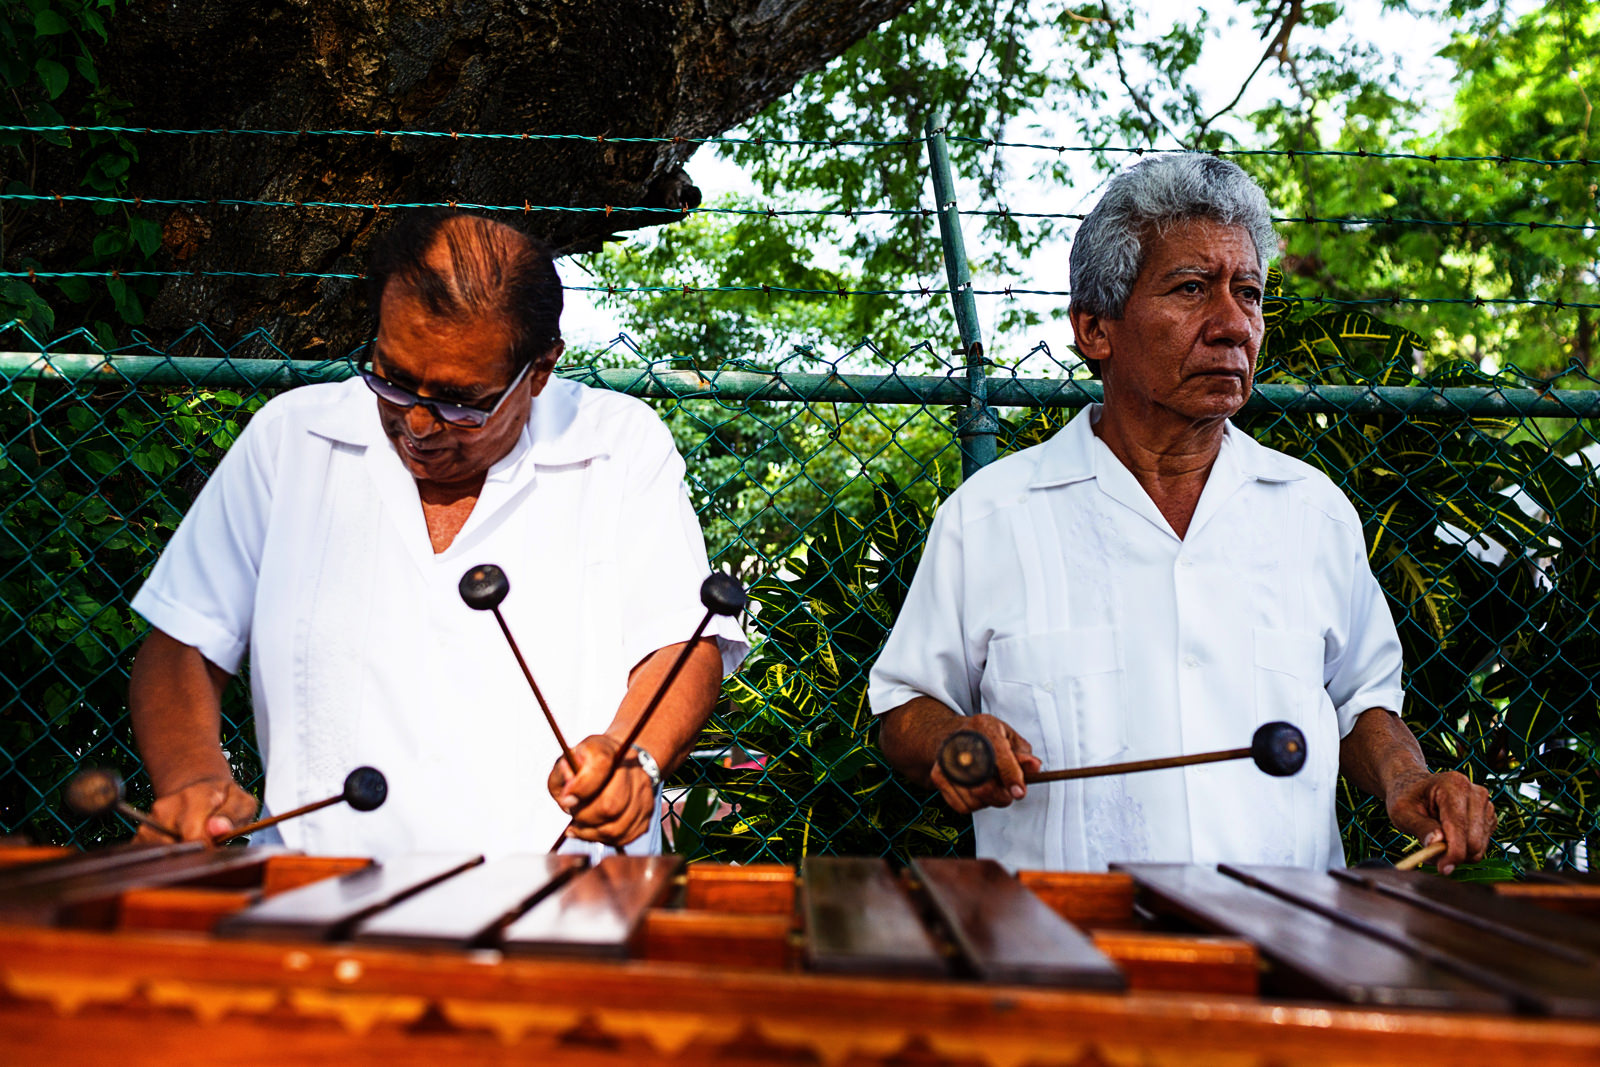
[868, 495, 978, 718]
[615, 413, 748, 677]
[1324, 515, 1406, 737]
[129, 409, 278, 674]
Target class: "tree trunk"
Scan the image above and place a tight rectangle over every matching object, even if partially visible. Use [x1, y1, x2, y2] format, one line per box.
[10, 0, 910, 357]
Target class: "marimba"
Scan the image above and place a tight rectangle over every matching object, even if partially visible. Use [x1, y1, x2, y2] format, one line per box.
[1, 845, 1598, 1066]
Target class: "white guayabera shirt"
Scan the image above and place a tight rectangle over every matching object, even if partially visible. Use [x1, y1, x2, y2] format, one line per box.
[869, 406, 1403, 872]
[133, 376, 748, 858]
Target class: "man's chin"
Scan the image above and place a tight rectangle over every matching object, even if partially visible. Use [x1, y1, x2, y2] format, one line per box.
[1176, 378, 1250, 419]
[393, 440, 459, 482]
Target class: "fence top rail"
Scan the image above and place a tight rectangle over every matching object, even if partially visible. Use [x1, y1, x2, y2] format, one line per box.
[2, 352, 1597, 419]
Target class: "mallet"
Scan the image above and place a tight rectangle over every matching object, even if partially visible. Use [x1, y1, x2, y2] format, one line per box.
[938, 720, 1308, 789]
[552, 572, 748, 852]
[212, 766, 387, 844]
[64, 767, 181, 840]
[1354, 840, 1451, 871]
[460, 562, 578, 774]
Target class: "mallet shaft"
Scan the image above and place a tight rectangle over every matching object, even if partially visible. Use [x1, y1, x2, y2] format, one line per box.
[213, 793, 342, 845]
[616, 615, 713, 758]
[1394, 840, 1449, 871]
[1026, 746, 1253, 784]
[551, 614, 717, 853]
[492, 606, 578, 774]
[115, 800, 181, 840]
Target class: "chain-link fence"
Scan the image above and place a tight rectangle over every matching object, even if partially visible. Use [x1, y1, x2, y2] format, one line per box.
[2, 318, 1596, 871]
[4, 111, 1598, 871]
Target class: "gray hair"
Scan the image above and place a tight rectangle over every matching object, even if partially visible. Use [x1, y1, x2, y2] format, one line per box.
[1068, 153, 1277, 321]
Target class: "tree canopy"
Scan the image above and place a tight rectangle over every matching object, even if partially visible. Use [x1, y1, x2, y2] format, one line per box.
[590, 0, 1598, 382]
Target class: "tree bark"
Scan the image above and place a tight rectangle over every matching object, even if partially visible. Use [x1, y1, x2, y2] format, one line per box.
[10, 0, 910, 356]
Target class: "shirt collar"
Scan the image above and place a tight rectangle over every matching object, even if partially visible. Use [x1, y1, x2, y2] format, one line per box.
[303, 374, 612, 472]
[1028, 403, 1306, 490]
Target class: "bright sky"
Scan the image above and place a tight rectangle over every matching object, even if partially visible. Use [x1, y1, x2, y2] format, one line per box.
[559, 0, 1508, 354]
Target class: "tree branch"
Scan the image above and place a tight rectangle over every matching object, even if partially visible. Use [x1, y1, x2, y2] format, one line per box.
[1099, 1, 1183, 146]
[1194, 0, 1304, 139]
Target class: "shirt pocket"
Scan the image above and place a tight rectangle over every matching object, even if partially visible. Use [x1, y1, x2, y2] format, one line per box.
[1252, 627, 1326, 731]
[1253, 627, 1339, 861]
[982, 626, 1125, 770]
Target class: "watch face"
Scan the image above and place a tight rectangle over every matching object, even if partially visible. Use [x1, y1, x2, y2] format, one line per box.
[632, 745, 662, 787]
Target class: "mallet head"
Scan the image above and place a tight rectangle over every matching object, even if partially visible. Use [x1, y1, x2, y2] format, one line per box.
[938, 729, 997, 788]
[64, 768, 124, 817]
[700, 572, 748, 617]
[342, 767, 388, 812]
[1252, 721, 1308, 777]
[459, 563, 510, 611]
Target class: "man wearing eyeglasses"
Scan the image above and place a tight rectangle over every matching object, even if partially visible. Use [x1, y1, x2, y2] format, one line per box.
[125, 210, 747, 857]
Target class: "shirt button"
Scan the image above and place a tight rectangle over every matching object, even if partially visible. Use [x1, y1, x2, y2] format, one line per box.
[1179, 557, 1195, 568]
[1042, 681, 1055, 693]
[1184, 655, 1200, 669]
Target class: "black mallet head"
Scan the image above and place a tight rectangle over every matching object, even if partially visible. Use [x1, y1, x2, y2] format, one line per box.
[459, 563, 510, 611]
[938, 730, 997, 788]
[1252, 721, 1308, 777]
[64, 768, 123, 817]
[342, 766, 388, 812]
[700, 572, 748, 617]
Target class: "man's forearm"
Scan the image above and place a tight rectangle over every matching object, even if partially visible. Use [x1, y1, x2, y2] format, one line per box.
[128, 629, 234, 794]
[609, 638, 724, 774]
[879, 697, 965, 788]
[1338, 706, 1430, 799]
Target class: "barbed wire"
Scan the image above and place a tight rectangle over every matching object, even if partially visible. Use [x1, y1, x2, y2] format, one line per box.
[6, 269, 1596, 309]
[2, 124, 1595, 167]
[0, 192, 922, 220]
[0, 124, 928, 148]
[7, 193, 1596, 234]
[970, 209, 1599, 233]
[947, 136, 1599, 168]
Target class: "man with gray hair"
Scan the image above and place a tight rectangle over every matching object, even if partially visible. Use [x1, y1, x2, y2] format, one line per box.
[869, 154, 1495, 872]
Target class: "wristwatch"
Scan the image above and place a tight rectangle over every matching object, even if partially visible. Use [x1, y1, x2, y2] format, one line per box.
[630, 744, 662, 789]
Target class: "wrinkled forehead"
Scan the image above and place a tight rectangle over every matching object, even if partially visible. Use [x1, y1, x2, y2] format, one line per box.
[1137, 218, 1264, 282]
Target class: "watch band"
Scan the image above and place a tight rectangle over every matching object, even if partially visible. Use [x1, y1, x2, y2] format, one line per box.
[630, 744, 662, 789]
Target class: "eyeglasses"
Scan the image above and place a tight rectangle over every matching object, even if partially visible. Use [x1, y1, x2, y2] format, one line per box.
[360, 359, 532, 429]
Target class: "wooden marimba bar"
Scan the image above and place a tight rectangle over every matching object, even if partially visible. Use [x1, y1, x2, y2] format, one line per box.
[0, 844, 1598, 1066]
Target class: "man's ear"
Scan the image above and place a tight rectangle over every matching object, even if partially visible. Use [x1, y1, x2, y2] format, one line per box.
[528, 340, 565, 397]
[1069, 308, 1113, 366]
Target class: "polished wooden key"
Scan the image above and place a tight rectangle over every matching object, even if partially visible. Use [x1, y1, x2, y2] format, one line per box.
[499, 854, 683, 958]
[216, 853, 482, 941]
[912, 857, 1125, 988]
[802, 856, 946, 978]
[1123, 863, 1508, 1012]
[352, 853, 586, 950]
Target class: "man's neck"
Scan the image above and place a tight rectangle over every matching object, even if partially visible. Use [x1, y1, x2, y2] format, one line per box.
[417, 474, 488, 554]
[1091, 400, 1227, 539]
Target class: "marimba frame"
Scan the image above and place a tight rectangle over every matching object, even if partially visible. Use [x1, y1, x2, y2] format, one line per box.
[1, 847, 1598, 1067]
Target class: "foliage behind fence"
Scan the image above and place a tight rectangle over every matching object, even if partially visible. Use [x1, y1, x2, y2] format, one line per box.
[1, 318, 1596, 871]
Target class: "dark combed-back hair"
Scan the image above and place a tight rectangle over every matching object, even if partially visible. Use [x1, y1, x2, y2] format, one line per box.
[365, 209, 564, 371]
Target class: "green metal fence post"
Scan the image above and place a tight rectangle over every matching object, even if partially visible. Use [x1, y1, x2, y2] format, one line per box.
[925, 111, 997, 478]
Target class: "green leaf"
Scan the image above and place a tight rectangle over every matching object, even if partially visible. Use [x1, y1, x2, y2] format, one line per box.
[129, 216, 162, 257]
[93, 229, 128, 258]
[33, 9, 70, 36]
[34, 57, 68, 99]
[81, 8, 108, 39]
